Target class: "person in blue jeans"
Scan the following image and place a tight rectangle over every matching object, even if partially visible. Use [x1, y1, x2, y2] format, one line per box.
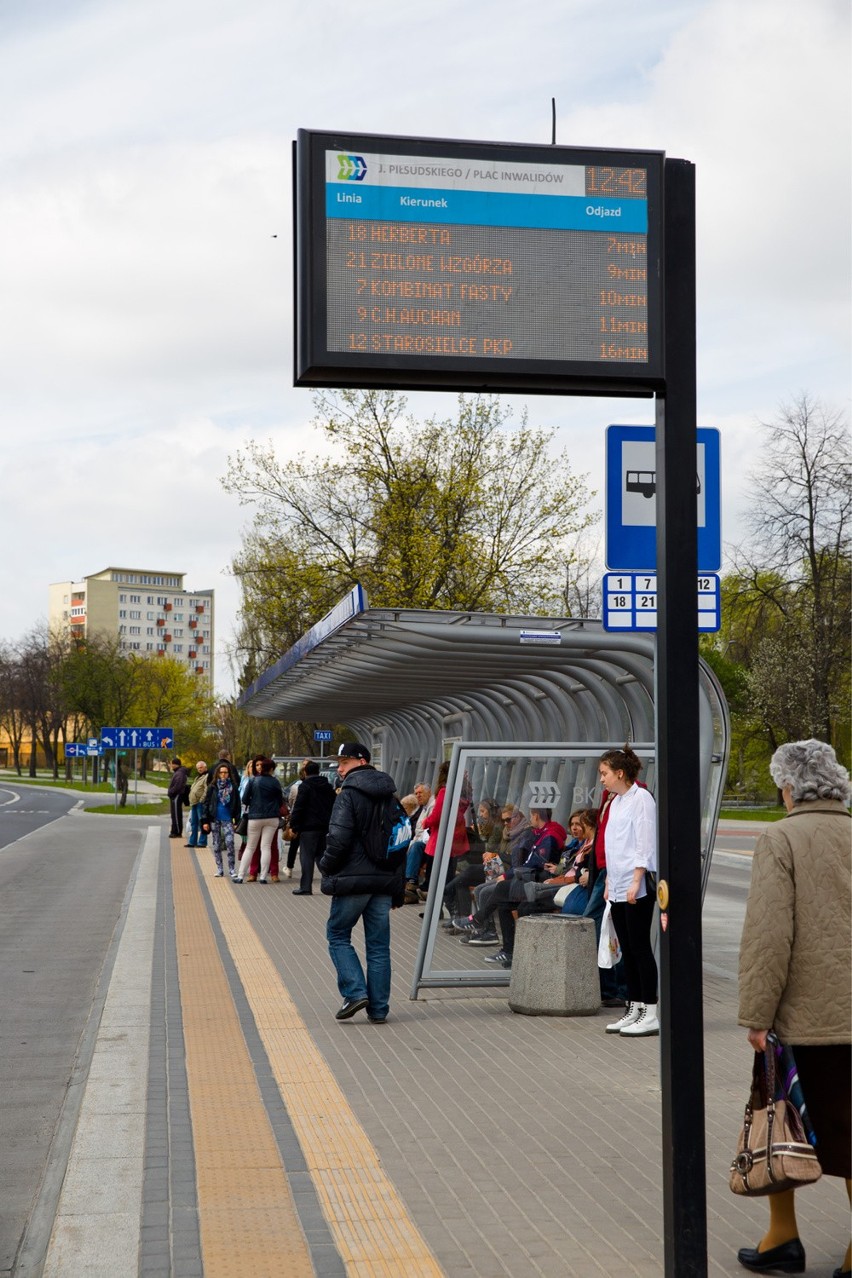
[318, 742, 406, 1023]
[185, 761, 209, 847]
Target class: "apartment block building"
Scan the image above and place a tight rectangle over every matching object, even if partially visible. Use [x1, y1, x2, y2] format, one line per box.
[48, 567, 215, 681]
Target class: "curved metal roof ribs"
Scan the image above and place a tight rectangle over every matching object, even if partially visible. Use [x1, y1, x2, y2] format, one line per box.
[238, 598, 729, 819]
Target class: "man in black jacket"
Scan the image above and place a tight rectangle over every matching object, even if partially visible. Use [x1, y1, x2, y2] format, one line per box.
[318, 742, 405, 1023]
[167, 758, 189, 838]
[289, 761, 335, 895]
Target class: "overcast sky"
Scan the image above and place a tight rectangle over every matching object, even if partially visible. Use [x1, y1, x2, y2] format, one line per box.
[1, 0, 848, 693]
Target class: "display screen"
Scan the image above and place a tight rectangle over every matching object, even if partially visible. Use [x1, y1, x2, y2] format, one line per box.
[295, 131, 664, 395]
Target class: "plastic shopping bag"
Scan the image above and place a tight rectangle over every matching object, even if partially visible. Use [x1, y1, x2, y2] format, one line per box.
[597, 900, 622, 968]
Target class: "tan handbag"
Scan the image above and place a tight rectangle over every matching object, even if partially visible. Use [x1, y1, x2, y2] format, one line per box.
[729, 1047, 822, 1196]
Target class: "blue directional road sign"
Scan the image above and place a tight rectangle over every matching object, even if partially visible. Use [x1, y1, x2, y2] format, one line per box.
[602, 571, 721, 633]
[606, 425, 721, 572]
[313, 730, 333, 742]
[100, 727, 174, 750]
[65, 743, 84, 757]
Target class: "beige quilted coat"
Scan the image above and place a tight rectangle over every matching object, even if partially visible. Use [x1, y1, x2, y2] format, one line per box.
[738, 799, 851, 1044]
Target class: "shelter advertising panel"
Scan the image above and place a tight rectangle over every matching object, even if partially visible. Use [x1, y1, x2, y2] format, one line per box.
[295, 130, 664, 395]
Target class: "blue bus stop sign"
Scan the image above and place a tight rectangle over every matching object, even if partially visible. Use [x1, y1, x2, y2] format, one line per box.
[606, 425, 721, 571]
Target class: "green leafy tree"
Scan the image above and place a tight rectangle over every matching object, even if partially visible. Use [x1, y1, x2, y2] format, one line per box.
[223, 390, 598, 678]
[130, 656, 215, 773]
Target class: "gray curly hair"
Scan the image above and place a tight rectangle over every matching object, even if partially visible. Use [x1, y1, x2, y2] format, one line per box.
[769, 739, 851, 805]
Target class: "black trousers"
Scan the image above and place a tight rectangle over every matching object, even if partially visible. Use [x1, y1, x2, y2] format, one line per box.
[297, 829, 326, 892]
[609, 894, 657, 1004]
[443, 862, 485, 916]
[169, 796, 184, 837]
[286, 832, 299, 869]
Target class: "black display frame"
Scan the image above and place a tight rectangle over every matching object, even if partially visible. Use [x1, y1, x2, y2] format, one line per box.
[294, 128, 665, 396]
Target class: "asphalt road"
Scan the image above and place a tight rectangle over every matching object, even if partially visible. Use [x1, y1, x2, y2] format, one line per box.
[0, 794, 145, 1277]
[0, 785, 79, 851]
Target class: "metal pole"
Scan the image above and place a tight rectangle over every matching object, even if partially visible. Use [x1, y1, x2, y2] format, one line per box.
[655, 157, 706, 1276]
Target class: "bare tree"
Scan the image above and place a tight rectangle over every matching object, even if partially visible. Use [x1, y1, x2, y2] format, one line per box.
[731, 394, 851, 750]
[0, 644, 27, 773]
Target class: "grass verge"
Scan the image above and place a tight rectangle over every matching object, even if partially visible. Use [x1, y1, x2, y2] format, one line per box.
[719, 807, 785, 821]
[87, 802, 169, 817]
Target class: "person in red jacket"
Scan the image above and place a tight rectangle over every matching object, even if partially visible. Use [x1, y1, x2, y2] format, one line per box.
[421, 760, 470, 895]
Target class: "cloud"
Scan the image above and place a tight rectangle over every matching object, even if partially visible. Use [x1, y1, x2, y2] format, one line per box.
[0, 0, 848, 691]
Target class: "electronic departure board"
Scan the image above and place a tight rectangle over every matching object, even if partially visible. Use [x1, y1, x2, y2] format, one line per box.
[294, 130, 665, 395]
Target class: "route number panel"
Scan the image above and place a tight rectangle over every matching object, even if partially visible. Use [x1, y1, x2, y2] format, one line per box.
[602, 573, 720, 632]
[295, 130, 664, 395]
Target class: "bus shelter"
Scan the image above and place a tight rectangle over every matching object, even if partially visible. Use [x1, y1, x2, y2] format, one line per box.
[239, 591, 730, 993]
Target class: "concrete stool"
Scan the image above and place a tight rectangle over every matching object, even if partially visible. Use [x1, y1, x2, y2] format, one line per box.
[508, 915, 600, 1016]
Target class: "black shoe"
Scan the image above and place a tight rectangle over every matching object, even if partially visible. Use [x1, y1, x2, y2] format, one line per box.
[737, 1238, 805, 1273]
[292, 888, 313, 895]
[602, 996, 627, 1008]
[335, 997, 368, 1021]
[367, 1015, 387, 1024]
[832, 1269, 851, 1278]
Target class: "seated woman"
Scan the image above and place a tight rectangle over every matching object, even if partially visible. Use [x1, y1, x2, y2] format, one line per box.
[441, 798, 503, 920]
[558, 809, 598, 916]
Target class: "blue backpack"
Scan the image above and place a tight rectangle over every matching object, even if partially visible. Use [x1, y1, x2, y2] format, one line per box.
[363, 795, 412, 870]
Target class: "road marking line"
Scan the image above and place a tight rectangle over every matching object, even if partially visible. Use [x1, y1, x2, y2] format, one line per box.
[172, 845, 315, 1276]
[199, 853, 444, 1277]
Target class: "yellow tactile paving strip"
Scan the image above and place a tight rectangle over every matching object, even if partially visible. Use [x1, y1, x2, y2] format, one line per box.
[195, 852, 445, 1278]
[171, 848, 315, 1277]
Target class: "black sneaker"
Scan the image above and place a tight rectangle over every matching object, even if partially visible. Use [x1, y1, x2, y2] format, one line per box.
[335, 997, 368, 1021]
[484, 950, 512, 968]
[452, 915, 474, 929]
[467, 928, 500, 946]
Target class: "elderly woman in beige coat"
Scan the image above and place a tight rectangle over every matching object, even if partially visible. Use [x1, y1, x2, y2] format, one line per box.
[737, 739, 851, 1278]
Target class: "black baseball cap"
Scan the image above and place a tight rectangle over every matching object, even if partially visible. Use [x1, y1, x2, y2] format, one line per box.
[337, 742, 371, 762]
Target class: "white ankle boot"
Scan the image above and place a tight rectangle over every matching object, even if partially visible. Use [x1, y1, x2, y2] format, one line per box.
[605, 1001, 641, 1033]
[620, 1002, 660, 1036]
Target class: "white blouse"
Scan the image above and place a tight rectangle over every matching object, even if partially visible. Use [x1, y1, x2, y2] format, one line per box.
[604, 784, 657, 902]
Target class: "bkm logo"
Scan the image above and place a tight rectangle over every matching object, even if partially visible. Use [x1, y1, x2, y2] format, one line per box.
[337, 154, 367, 181]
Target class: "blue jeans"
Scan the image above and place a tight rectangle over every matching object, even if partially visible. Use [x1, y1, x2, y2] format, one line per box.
[405, 840, 426, 882]
[188, 803, 207, 846]
[326, 894, 392, 1020]
[583, 869, 627, 1001]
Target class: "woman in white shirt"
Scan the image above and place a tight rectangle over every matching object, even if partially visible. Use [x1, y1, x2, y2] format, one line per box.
[599, 745, 659, 1038]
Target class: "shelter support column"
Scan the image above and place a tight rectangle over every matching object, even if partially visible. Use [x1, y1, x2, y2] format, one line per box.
[655, 158, 707, 1276]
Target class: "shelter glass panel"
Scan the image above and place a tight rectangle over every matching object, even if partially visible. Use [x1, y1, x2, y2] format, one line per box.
[411, 742, 655, 995]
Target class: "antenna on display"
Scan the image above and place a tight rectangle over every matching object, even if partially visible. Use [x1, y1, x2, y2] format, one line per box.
[551, 98, 557, 145]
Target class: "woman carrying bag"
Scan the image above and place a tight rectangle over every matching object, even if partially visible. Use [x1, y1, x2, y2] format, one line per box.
[736, 739, 851, 1277]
